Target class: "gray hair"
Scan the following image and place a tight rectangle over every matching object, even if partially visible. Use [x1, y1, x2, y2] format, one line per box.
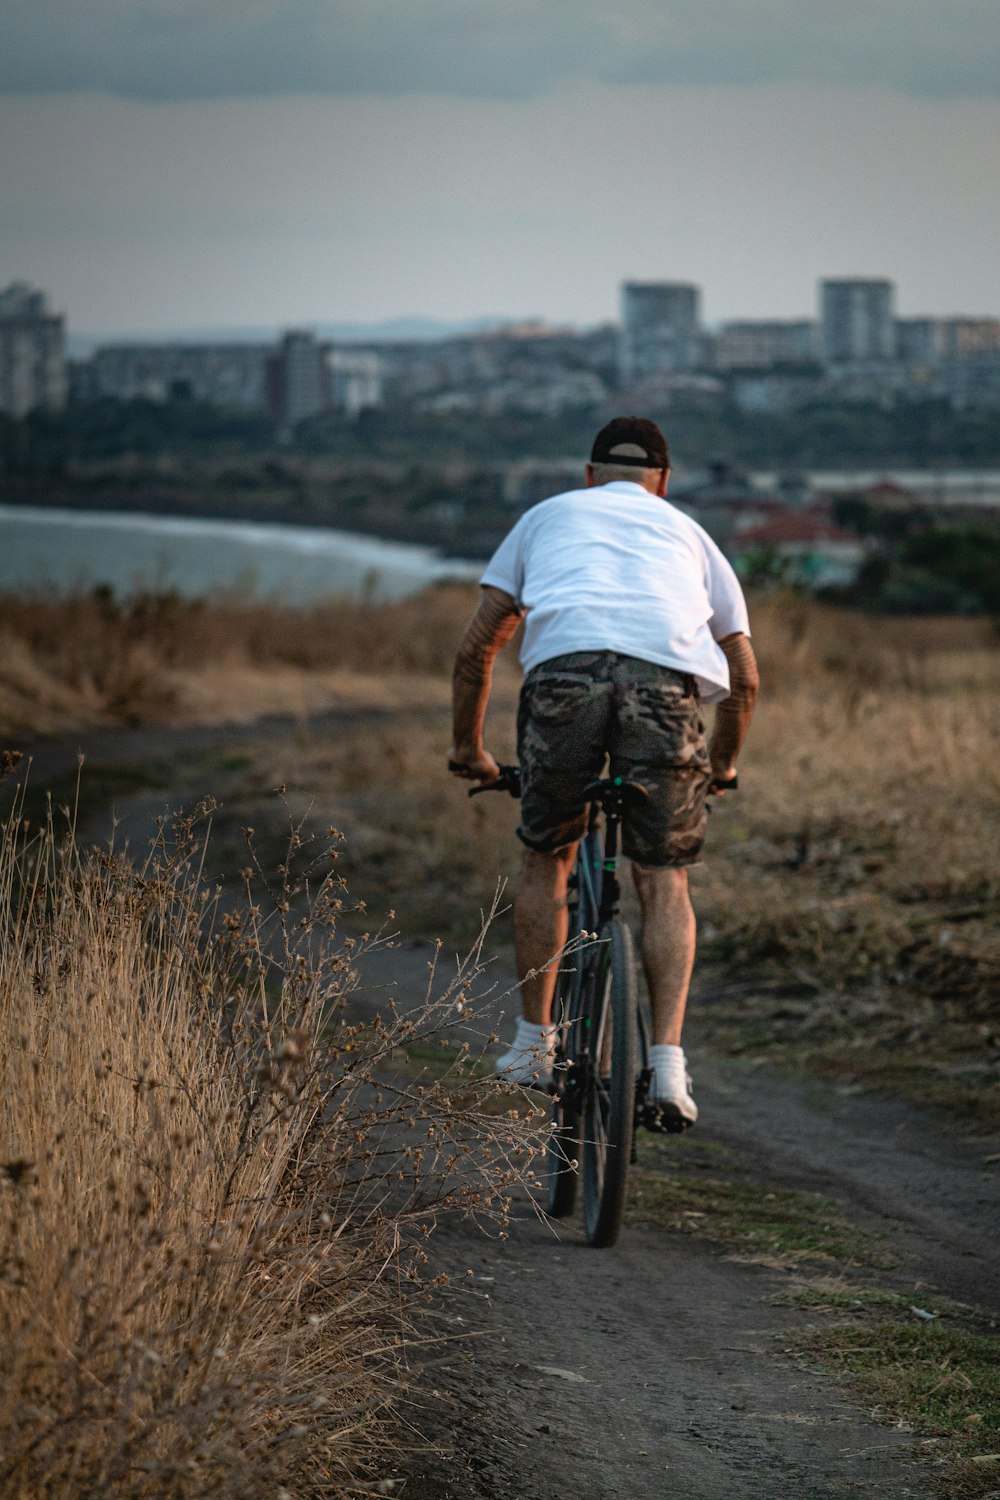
[589, 462, 664, 491]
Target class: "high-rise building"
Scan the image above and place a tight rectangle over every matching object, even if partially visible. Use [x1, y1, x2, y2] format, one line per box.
[267, 331, 329, 427]
[941, 318, 1000, 359]
[620, 282, 701, 380]
[0, 283, 67, 416]
[82, 331, 382, 422]
[820, 279, 895, 363]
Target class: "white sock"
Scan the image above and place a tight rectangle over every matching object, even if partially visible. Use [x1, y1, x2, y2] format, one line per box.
[650, 1043, 686, 1069]
[649, 1044, 695, 1107]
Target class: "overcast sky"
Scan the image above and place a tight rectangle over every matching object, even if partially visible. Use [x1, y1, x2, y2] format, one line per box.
[2, 0, 997, 335]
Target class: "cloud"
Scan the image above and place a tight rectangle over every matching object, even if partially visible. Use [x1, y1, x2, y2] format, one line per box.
[1, 0, 998, 101]
[3, 84, 997, 333]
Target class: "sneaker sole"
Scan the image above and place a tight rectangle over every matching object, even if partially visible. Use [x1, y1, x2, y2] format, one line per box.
[651, 1101, 696, 1134]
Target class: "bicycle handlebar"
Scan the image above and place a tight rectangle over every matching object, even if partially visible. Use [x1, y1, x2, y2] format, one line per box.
[458, 768, 740, 804]
[454, 763, 522, 798]
[709, 773, 739, 793]
[455, 763, 738, 799]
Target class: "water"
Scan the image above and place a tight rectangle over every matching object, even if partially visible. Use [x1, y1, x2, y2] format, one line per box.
[0, 505, 480, 603]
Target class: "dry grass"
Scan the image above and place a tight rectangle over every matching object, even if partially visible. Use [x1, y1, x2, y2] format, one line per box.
[220, 708, 522, 945]
[3, 585, 998, 1122]
[692, 596, 1000, 1119]
[0, 772, 541, 1497]
[0, 584, 482, 734]
[213, 597, 1000, 1122]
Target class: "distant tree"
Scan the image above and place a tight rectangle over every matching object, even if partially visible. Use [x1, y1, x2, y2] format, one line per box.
[900, 523, 1000, 612]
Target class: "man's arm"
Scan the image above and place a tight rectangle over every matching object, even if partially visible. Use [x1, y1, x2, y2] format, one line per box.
[449, 586, 523, 781]
[708, 632, 759, 790]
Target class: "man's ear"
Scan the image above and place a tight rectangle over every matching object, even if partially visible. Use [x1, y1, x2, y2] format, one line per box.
[584, 463, 596, 488]
[657, 467, 671, 498]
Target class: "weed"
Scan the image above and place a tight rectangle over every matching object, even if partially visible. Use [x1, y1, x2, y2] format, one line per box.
[0, 788, 540, 1497]
[0, 582, 482, 733]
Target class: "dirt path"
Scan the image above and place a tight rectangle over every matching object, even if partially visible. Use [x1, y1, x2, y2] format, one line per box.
[9, 717, 1000, 1498]
[396, 1042, 998, 1500]
[348, 938, 1000, 1499]
[689, 1045, 1000, 1316]
[313, 890, 1000, 1499]
[409, 1214, 918, 1500]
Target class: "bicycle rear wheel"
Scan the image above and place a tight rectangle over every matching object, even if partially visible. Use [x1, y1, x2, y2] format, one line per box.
[581, 919, 637, 1248]
[546, 963, 581, 1218]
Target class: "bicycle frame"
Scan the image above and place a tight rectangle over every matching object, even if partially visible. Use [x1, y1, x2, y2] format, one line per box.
[558, 778, 654, 1126]
[470, 765, 666, 1245]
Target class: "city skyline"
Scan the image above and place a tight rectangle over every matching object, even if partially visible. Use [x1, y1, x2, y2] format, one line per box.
[2, 2, 997, 335]
[9, 270, 996, 422]
[20, 269, 1000, 352]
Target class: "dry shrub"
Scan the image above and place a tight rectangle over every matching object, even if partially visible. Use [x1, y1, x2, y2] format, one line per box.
[0, 780, 539, 1497]
[750, 593, 997, 699]
[0, 584, 480, 731]
[693, 595, 1000, 1111]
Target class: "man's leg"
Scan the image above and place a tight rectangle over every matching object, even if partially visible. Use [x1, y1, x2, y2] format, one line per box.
[631, 863, 696, 1044]
[513, 844, 578, 1024]
[494, 844, 578, 1082]
[631, 862, 698, 1125]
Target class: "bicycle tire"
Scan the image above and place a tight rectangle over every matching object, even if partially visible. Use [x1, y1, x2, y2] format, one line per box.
[546, 961, 581, 1218]
[581, 919, 638, 1248]
[545, 840, 596, 1219]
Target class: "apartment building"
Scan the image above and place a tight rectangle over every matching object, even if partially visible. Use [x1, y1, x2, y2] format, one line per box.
[820, 279, 896, 363]
[0, 283, 67, 416]
[619, 281, 702, 380]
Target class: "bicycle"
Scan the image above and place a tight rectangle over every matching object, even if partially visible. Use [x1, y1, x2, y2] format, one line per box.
[470, 764, 668, 1249]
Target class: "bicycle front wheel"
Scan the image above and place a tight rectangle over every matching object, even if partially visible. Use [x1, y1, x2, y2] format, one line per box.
[581, 919, 638, 1248]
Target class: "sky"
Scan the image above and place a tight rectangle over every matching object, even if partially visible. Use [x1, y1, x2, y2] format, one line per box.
[1, 0, 997, 337]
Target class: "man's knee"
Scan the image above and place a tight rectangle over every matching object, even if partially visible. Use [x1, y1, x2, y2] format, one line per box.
[518, 844, 576, 900]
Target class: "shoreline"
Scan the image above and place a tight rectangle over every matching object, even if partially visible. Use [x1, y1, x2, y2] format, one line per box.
[0, 484, 505, 562]
[0, 497, 485, 603]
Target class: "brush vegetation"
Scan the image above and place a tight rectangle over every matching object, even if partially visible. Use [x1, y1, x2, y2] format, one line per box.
[0, 776, 540, 1497]
[3, 584, 999, 1494]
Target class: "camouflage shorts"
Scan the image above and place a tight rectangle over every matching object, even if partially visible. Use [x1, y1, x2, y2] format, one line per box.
[516, 651, 711, 867]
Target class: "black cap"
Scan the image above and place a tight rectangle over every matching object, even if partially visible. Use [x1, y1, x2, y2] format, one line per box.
[590, 416, 669, 469]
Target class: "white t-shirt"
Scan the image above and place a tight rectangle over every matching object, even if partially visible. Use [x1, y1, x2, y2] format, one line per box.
[480, 480, 750, 703]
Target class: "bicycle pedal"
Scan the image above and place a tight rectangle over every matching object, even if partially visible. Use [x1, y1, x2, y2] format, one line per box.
[643, 1104, 693, 1136]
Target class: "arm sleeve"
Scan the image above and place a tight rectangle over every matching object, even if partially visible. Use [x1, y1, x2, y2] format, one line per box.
[480, 515, 528, 606]
[702, 531, 751, 640]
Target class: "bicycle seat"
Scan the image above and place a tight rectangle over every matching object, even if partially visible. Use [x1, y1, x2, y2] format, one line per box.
[583, 776, 649, 807]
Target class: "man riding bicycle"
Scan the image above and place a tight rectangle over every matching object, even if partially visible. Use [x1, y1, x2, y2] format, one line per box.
[448, 416, 758, 1128]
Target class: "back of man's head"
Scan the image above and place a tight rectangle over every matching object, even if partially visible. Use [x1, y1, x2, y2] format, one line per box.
[588, 416, 670, 493]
